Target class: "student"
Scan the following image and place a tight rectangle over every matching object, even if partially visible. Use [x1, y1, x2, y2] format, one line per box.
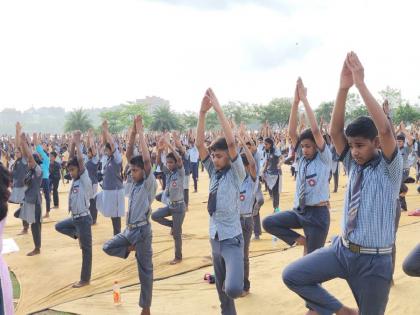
[36, 138, 51, 218]
[0, 162, 14, 315]
[85, 129, 99, 225]
[151, 134, 185, 265]
[9, 123, 29, 235]
[263, 78, 332, 255]
[96, 121, 125, 236]
[262, 137, 282, 211]
[237, 130, 258, 297]
[49, 151, 61, 209]
[196, 88, 246, 315]
[172, 132, 191, 211]
[282, 52, 402, 315]
[55, 131, 93, 288]
[18, 131, 43, 256]
[103, 116, 156, 315]
[189, 140, 199, 193]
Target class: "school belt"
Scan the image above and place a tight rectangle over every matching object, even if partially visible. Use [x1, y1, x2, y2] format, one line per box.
[240, 213, 253, 218]
[341, 237, 393, 255]
[72, 211, 90, 219]
[169, 200, 184, 206]
[127, 220, 149, 230]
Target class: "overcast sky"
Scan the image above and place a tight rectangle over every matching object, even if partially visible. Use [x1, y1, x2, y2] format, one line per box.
[0, 0, 419, 112]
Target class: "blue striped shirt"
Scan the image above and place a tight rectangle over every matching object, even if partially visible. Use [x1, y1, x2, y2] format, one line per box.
[341, 147, 402, 248]
[294, 145, 332, 208]
[203, 154, 246, 240]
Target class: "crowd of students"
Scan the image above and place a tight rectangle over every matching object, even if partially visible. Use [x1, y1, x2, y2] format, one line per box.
[0, 51, 419, 315]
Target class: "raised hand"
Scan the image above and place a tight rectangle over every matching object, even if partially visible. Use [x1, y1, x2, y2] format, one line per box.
[293, 84, 300, 105]
[135, 115, 144, 133]
[207, 88, 222, 112]
[382, 100, 390, 116]
[346, 52, 364, 88]
[73, 130, 82, 144]
[102, 120, 109, 131]
[340, 56, 354, 90]
[297, 77, 308, 102]
[16, 122, 22, 133]
[200, 91, 212, 113]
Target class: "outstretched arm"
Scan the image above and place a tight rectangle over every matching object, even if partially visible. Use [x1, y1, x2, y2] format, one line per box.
[347, 52, 396, 159]
[288, 84, 300, 148]
[330, 58, 353, 155]
[196, 91, 212, 160]
[135, 115, 152, 176]
[297, 78, 325, 150]
[73, 131, 85, 173]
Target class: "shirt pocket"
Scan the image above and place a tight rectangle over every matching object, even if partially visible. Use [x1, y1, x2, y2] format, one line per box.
[305, 173, 318, 188]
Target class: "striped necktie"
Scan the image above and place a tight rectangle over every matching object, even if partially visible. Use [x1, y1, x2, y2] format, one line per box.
[345, 165, 363, 237]
[298, 159, 313, 209]
[207, 170, 225, 216]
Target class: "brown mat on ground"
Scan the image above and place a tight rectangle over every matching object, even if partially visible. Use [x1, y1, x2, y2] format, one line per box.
[3, 168, 419, 314]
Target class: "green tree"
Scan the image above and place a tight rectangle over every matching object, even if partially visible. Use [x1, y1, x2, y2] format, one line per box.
[315, 101, 334, 122]
[378, 86, 404, 108]
[393, 103, 420, 123]
[64, 108, 93, 132]
[205, 111, 220, 130]
[180, 111, 198, 130]
[100, 103, 151, 133]
[345, 93, 369, 121]
[255, 98, 292, 128]
[149, 104, 180, 131]
[222, 102, 255, 124]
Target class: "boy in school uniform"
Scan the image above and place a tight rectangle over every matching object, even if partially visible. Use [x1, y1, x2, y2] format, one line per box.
[263, 78, 332, 256]
[85, 129, 99, 224]
[103, 116, 157, 315]
[237, 129, 258, 297]
[55, 131, 93, 288]
[282, 52, 403, 315]
[196, 88, 246, 315]
[151, 134, 185, 265]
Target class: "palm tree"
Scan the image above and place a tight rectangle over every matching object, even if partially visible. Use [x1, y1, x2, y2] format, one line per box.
[64, 108, 93, 132]
[149, 104, 180, 131]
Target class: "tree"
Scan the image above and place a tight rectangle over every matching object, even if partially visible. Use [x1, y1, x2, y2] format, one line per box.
[100, 103, 151, 133]
[149, 104, 180, 131]
[345, 93, 368, 122]
[205, 111, 220, 130]
[180, 111, 198, 130]
[315, 101, 334, 122]
[222, 101, 255, 124]
[393, 103, 420, 123]
[378, 86, 404, 108]
[64, 108, 93, 132]
[255, 97, 292, 128]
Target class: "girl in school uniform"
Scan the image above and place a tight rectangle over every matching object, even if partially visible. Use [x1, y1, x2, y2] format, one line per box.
[55, 131, 93, 288]
[96, 121, 125, 236]
[262, 137, 283, 212]
[103, 116, 156, 315]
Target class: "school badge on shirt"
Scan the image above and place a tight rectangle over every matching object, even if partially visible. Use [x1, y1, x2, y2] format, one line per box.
[307, 179, 316, 187]
[172, 181, 177, 188]
[240, 194, 245, 201]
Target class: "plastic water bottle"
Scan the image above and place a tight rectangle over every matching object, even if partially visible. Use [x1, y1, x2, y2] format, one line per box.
[113, 281, 122, 305]
[272, 207, 281, 245]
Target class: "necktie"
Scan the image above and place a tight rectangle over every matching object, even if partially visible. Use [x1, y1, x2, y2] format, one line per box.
[207, 170, 224, 216]
[345, 165, 363, 237]
[298, 159, 313, 209]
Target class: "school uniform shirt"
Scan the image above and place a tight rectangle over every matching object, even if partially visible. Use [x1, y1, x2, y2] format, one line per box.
[126, 173, 157, 226]
[294, 145, 332, 208]
[49, 161, 61, 181]
[239, 174, 258, 215]
[69, 170, 93, 216]
[399, 145, 412, 170]
[203, 155, 246, 241]
[341, 147, 402, 248]
[36, 145, 50, 179]
[9, 158, 28, 203]
[188, 146, 199, 163]
[20, 164, 42, 224]
[86, 155, 99, 186]
[263, 147, 282, 189]
[161, 164, 185, 203]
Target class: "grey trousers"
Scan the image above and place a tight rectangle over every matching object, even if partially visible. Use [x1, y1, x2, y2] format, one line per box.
[31, 203, 42, 249]
[240, 216, 253, 292]
[151, 203, 185, 260]
[211, 234, 244, 315]
[283, 237, 392, 315]
[55, 215, 93, 282]
[403, 243, 420, 277]
[103, 224, 153, 309]
[263, 206, 330, 254]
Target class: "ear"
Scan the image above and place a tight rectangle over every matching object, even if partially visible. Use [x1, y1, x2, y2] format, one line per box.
[373, 136, 380, 148]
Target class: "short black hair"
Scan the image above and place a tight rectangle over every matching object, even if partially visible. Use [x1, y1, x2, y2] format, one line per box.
[209, 137, 228, 152]
[396, 133, 406, 141]
[105, 143, 112, 151]
[299, 128, 316, 144]
[67, 157, 79, 169]
[400, 183, 408, 194]
[130, 155, 144, 169]
[166, 152, 177, 162]
[240, 153, 249, 166]
[50, 151, 58, 158]
[345, 116, 378, 140]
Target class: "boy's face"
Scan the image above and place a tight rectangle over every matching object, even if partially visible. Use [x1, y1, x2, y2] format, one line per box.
[105, 147, 112, 157]
[347, 136, 379, 165]
[300, 139, 317, 159]
[68, 165, 79, 179]
[130, 164, 145, 182]
[211, 149, 230, 170]
[264, 142, 271, 151]
[88, 151, 93, 159]
[397, 139, 405, 149]
[51, 155, 56, 162]
[166, 158, 177, 171]
[15, 149, 22, 159]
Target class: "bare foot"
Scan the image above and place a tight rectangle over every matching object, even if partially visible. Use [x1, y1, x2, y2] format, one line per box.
[336, 306, 359, 315]
[128, 244, 136, 252]
[72, 280, 90, 288]
[18, 229, 28, 235]
[170, 258, 182, 265]
[240, 290, 250, 298]
[141, 308, 151, 315]
[27, 248, 41, 256]
[43, 212, 50, 219]
[295, 236, 308, 256]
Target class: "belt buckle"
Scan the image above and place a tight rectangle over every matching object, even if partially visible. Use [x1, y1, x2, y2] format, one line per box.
[349, 243, 360, 254]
